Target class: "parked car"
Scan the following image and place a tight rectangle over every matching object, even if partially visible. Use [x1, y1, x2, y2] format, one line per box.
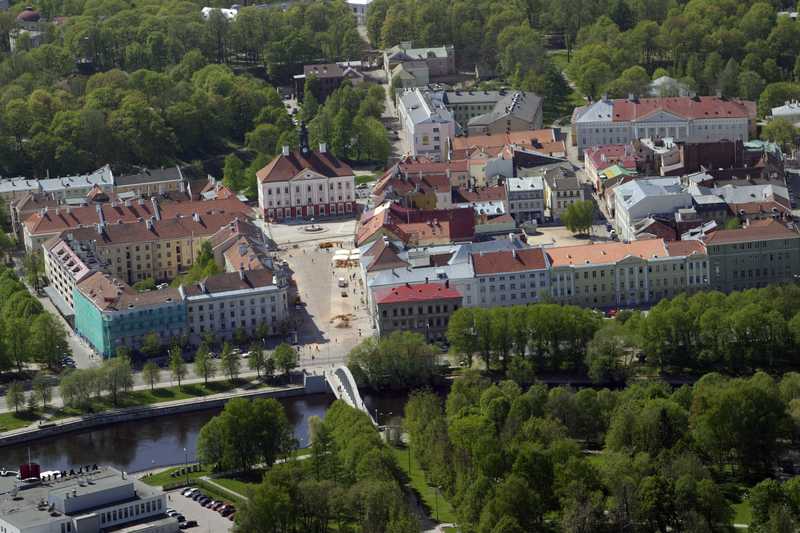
[221, 508, 235, 517]
[166, 509, 177, 516]
[228, 512, 235, 521]
[175, 515, 185, 523]
[180, 520, 198, 529]
[191, 492, 204, 501]
[182, 488, 198, 497]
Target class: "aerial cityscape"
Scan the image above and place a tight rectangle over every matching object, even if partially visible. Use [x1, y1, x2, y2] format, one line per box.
[3, 0, 800, 532]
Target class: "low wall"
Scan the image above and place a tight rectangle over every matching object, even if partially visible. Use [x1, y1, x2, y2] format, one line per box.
[0, 374, 332, 448]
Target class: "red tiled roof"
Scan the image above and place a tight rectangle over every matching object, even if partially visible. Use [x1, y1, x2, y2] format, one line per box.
[356, 203, 475, 246]
[471, 248, 548, 275]
[665, 239, 706, 257]
[67, 212, 240, 245]
[77, 271, 181, 312]
[256, 149, 353, 183]
[610, 96, 755, 122]
[450, 129, 565, 156]
[374, 282, 462, 304]
[584, 144, 639, 172]
[24, 197, 250, 236]
[704, 219, 800, 245]
[365, 238, 409, 272]
[182, 269, 275, 296]
[454, 185, 506, 204]
[547, 239, 668, 267]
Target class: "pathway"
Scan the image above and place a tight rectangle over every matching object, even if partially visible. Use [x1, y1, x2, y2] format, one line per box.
[200, 476, 250, 502]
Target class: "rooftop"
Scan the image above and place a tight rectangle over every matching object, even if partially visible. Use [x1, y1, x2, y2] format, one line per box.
[547, 239, 671, 267]
[507, 176, 545, 192]
[76, 272, 182, 312]
[303, 63, 344, 79]
[574, 96, 756, 124]
[467, 91, 542, 127]
[471, 248, 548, 274]
[399, 88, 453, 125]
[704, 219, 800, 245]
[374, 282, 462, 304]
[182, 269, 276, 297]
[256, 148, 353, 183]
[115, 166, 183, 186]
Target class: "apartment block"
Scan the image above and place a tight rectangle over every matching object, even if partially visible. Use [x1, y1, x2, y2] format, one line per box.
[373, 282, 462, 341]
[471, 248, 550, 307]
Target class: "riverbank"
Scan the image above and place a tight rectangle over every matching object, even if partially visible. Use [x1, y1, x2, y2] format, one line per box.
[0, 374, 329, 447]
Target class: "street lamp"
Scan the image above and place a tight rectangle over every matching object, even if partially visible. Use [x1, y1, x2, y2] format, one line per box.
[183, 447, 189, 486]
[435, 485, 440, 522]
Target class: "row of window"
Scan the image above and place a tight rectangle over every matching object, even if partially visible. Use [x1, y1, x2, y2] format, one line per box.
[265, 182, 352, 195]
[191, 306, 278, 322]
[100, 498, 161, 525]
[265, 194, 351, 207]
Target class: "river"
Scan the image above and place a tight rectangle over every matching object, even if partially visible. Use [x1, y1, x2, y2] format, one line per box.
[0, 392, 411, 474]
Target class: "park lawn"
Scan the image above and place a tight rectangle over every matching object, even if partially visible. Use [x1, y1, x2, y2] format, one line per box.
[141, 465, 210, 487]
[391, 446, 458, 525]
[355, 174, 376, 186]
[0, 410, 38, 431]
[195, 479, 246, 506]
[213, 474, 261, 497]
[732, 500, 752, 526]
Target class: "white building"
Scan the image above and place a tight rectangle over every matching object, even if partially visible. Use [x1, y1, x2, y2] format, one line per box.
[397, 88, 456, 162]
[614, 177, 692, 241]
[471, 248, 551, 307]
[771, 100, 800, 125]
[506, 176, 545, 224]
[345, 0, 372, 24]
[572, 96, 756, 154]
[0, 165, 114, 205]
[180, 268, 291, 343]
[0, 465, 176, 533]
[43, 233, 104, 313]
[256, 129, 355, 221]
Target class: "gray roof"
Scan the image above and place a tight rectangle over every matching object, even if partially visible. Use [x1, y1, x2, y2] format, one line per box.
[116, 166, 183, 187]
[399, 89, 453, 125]
[507, 176, 544, 192]
[368, 261, 474, 288]
[387, 44, 450, 60]
[467, 91, 542, 127]
[615, 177, 685, 209]
[445, 90, 504, 105]
[40, 165, 114, 193]
[573, 99, 614, 124]
[0, 177, 39, 194]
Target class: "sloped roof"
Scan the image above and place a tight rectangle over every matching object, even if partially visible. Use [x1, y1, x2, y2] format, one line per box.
[471, 248, 548, 274]
[374, 282, 462, 304]
[77, 272, 181, 312]
[704, 219, 800, 245]
[182, 269, 275, 296]
[256, 149, 353, 183]
[547, 239, 670, 267]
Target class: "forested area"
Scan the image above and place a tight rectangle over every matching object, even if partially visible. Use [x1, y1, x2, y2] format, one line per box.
[0, 0, 362, 178]
[0, 264, 70, 374]
[367, 0, 800, 115]
[233, 401, 419, 533]
[447, 284, 800, 383]
[406, 371, 800, 532]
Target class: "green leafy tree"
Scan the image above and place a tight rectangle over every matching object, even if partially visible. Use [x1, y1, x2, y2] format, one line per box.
[561, 200, 594, 235]
[169, 345, 187, 389]
[6, 380, 25, 413]
[248, 342, 267, 378]
[223, 153, 245, 192]
[142, 361, 161, 392]
[220, 342, 240, 382]
[32, 374, 52, 409]
[103, 355, 133, 406]
[28, 313, 70, 370]
[140, 332, 162, 359]
[194, 343, 216, 385]
[762, 118, 797, 151]
[273, 343, 298, 378]
[5, 316, 30, 373]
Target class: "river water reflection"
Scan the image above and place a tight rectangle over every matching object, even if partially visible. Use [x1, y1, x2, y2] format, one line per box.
[0, 394, 332, 473]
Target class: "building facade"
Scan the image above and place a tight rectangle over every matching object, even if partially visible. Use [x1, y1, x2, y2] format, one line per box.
[466, 91, 543, 136]
[74, 272, 187, 357]
[544, 175, 585, 221]
[373, 282, 462, 340]
[471, 248, 550, 306]
[572, 96, 756, 154]
[114, 166, 184, 196]
[702, 219, 800, 292]
[180, 268, 290, 344]
[506, 176, 545, 224]
[546, 239, 710, 308]
[257, 130, 356, 221]
[397, 89, 456, 162]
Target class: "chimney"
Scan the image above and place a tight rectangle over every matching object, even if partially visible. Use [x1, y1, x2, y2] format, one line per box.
[145, 219, 153, 231]
[239, 263, 245, 280]
[151, 197, 161, 220]
[445, 279, 450, 288]
[319, 143, 327, 153]
[512, 249, 517, 259]
[192, 212, 200, 223]
[199, 281, 206, 293]
[282, 145, 290, 156]
[405, 282, 411, 288]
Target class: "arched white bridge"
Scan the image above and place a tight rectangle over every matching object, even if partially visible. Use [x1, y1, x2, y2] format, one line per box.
[326, 365, 377, 426]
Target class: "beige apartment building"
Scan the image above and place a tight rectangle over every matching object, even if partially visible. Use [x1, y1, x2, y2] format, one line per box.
[62, 212, 239, 285]
[546, 239, 710, 308]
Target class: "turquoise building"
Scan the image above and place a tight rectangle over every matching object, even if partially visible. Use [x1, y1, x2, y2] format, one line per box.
[73, 272, 187, 357]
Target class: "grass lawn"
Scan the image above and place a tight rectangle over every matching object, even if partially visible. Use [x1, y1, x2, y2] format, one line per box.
[732, 500, 752, 526]
[196, 479, 245, 506]
[355, 174, 376, 185]
[141, 465, 210, 487]
[0, 410, 38, 431]
[214, 473, 262, 497]
[391, 446, 457, 525]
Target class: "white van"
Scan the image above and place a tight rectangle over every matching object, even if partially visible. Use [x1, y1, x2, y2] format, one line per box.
[337, 277, 348, 288]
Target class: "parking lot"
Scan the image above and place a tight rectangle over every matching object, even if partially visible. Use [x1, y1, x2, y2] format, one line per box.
[167, 488, 234, 533]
